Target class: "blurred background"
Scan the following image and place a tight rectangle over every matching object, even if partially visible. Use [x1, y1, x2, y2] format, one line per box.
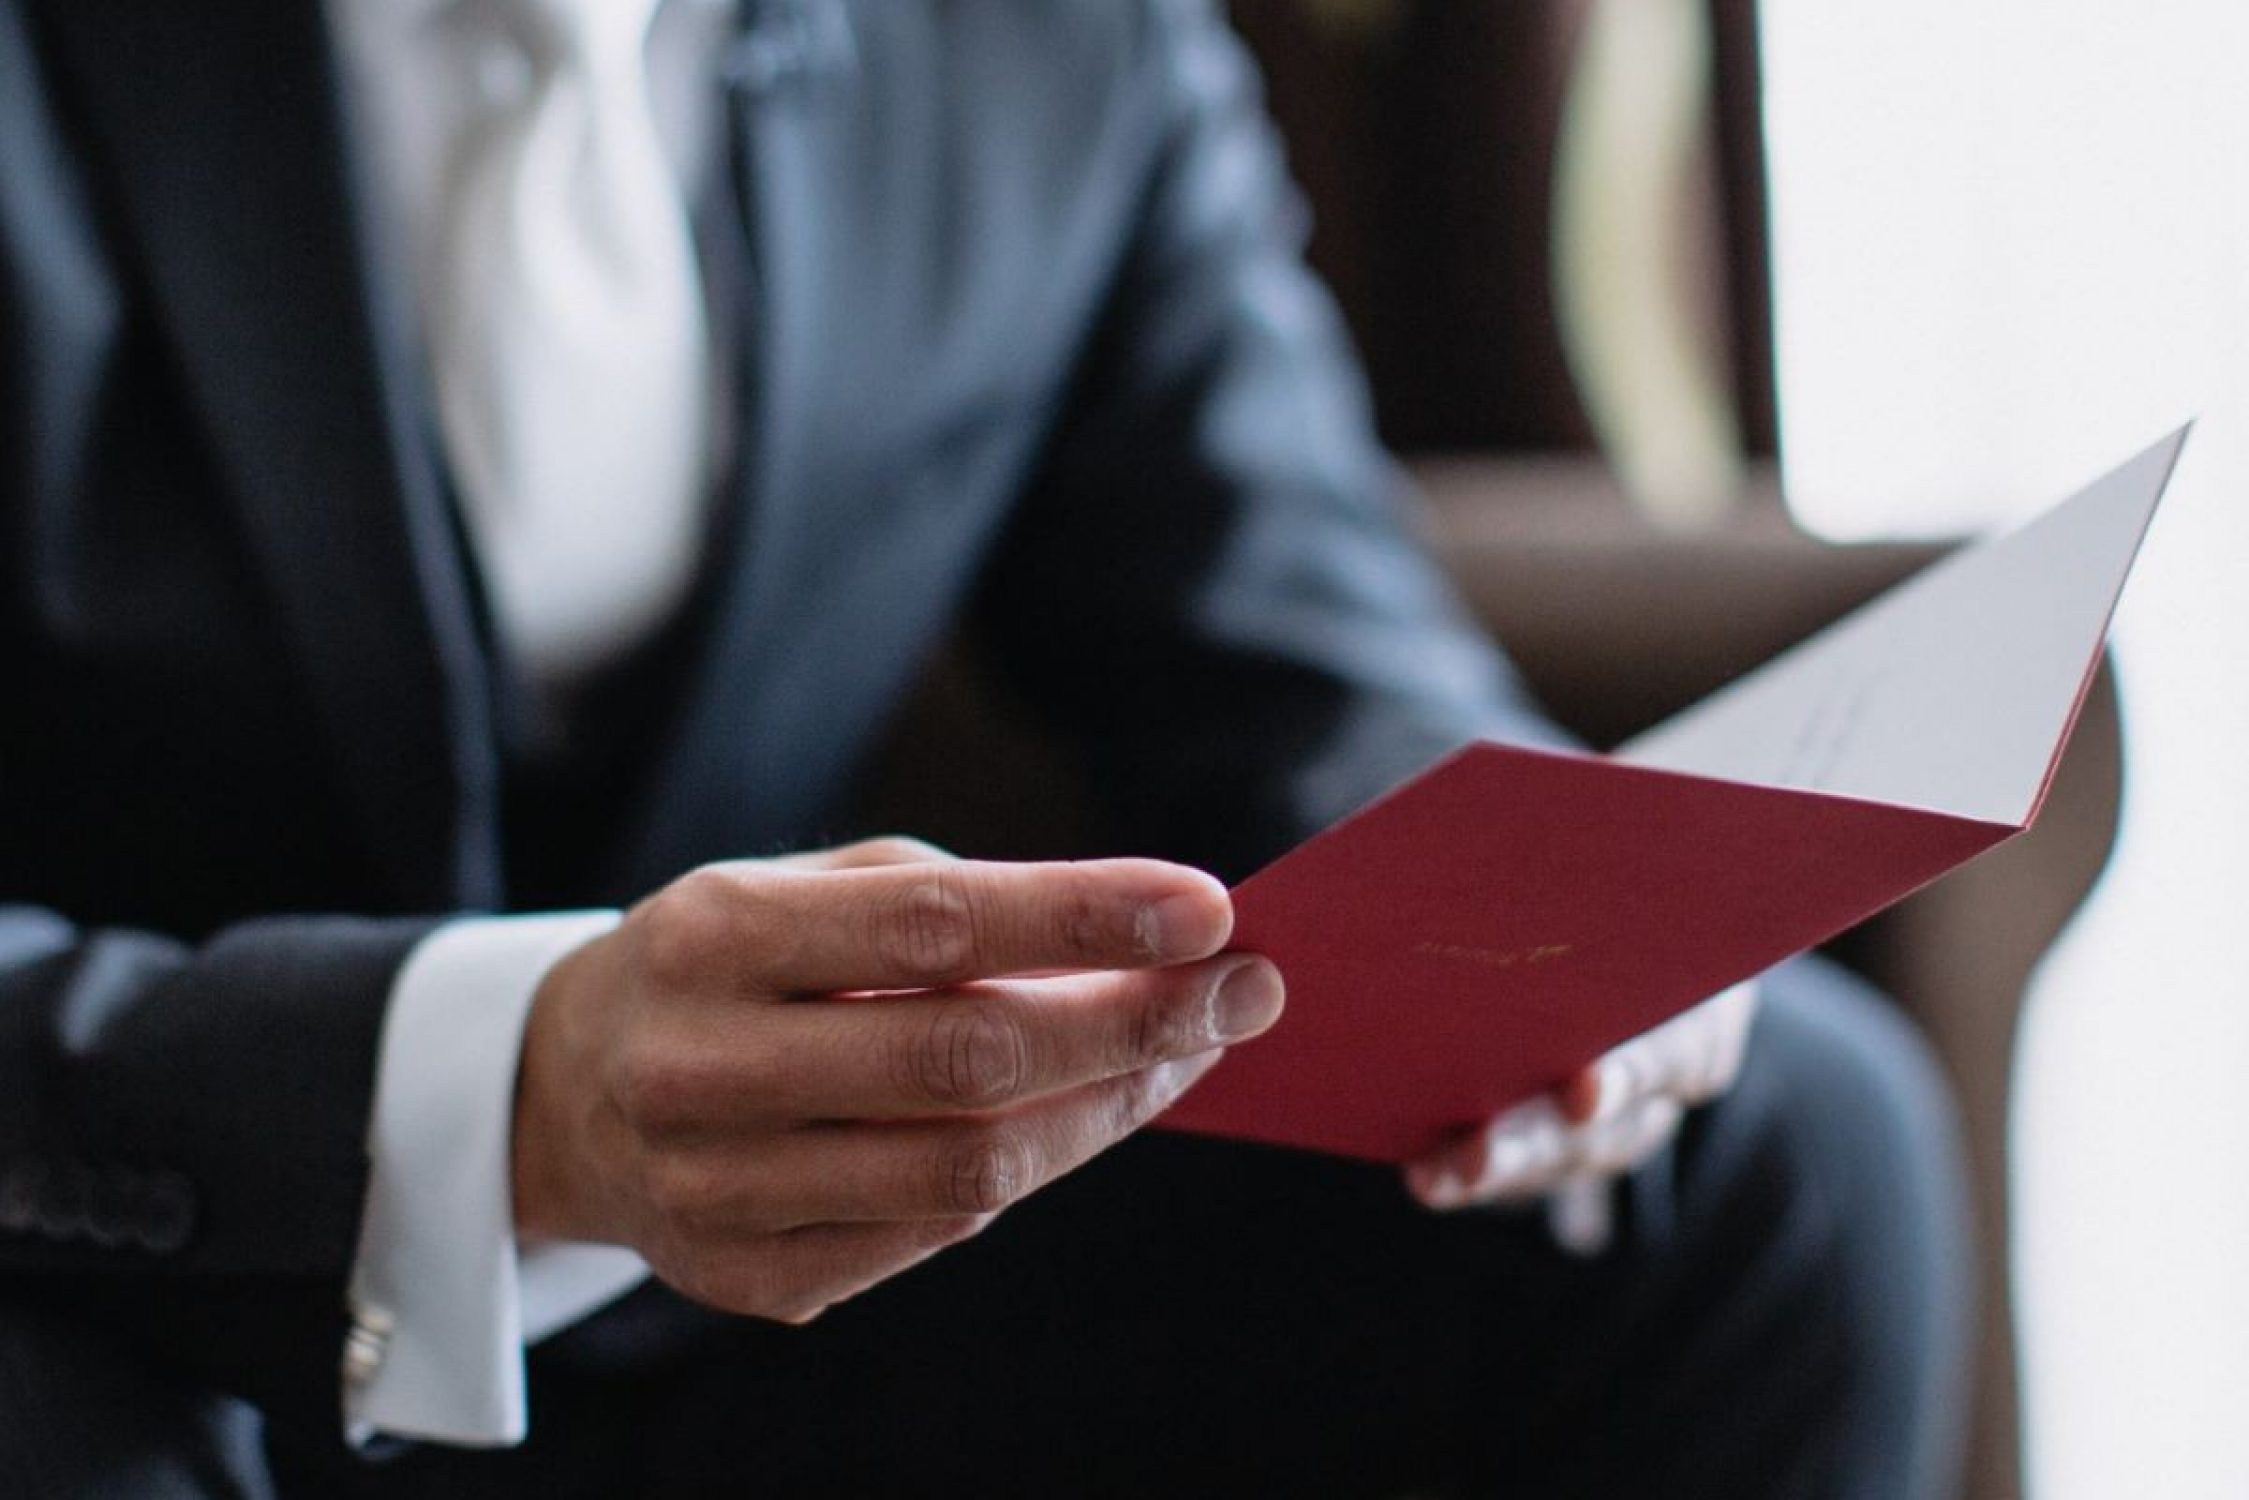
[1222, 2, 2249, 1494]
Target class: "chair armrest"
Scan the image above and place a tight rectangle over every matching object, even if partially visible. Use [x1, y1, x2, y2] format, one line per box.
[1413, 455, 1939, 747]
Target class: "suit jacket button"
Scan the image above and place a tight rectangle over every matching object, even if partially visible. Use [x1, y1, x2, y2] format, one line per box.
[38, 1159, 93, 1241]
[136, 1171, 197, 1256]
[86, 1165, 144, 1249]
[0, 1160, 38, 1233]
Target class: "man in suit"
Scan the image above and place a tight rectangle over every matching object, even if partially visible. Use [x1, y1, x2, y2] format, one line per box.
[0, 0, 1973, 1494]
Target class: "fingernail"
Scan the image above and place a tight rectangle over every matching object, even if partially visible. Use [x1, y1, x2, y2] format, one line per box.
[1486, 1131, 1531, 1181]
[1486, 1110, 1566, 1180]
[1548, 1179, 1615, 1257]
[1210, 960, 1285, 1041]
[1590, 1058, 1632, 1124]
[1489, 1129, 1558, 1184]
[1413, 1167, 1469, 1210]
[1139, 887, 1229, 959]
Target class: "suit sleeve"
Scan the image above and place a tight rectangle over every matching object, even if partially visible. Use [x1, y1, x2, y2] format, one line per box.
[971, 0, 1572, 883]
[0, 905, 436, 1440]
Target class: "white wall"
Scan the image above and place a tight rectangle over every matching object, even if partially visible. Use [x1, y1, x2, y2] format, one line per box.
[1760, 3, 2249, 1493]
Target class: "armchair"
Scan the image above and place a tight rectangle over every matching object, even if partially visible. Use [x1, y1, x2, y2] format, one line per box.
[867, 7, 2115, 1494]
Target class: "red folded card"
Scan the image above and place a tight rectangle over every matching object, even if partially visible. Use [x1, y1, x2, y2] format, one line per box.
[1160, 427, 2188, 1162]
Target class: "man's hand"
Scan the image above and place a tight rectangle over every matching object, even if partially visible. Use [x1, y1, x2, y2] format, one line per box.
[510, 838, 1283, 1323]
[1402, 984, 1758, 1249]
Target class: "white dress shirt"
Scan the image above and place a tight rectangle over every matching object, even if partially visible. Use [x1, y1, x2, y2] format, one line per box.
[327, 0, 733, 1448]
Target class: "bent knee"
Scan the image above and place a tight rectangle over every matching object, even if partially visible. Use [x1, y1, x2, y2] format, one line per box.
[1682, 957, 1977, 1489]
[1670, 957, 1977, 1372]
[1743, 957, 1969, 1240]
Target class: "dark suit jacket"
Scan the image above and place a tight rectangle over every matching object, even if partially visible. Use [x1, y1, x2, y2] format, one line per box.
[0, 0, 1554, 1446]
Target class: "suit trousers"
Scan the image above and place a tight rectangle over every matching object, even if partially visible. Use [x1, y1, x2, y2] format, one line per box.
[4, 956, 1973, 1499]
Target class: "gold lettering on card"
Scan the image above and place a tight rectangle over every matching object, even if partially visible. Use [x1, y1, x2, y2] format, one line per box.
[1411, 941, 1576, 970]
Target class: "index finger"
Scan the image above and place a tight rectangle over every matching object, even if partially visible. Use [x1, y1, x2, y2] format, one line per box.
[705, 857, 1235, 993]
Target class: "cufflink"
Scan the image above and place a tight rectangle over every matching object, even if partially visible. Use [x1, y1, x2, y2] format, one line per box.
[344, 1305, 396, 1386]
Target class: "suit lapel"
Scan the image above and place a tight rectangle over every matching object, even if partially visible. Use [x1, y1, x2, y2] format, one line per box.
[37, 0, 501, 907]
[605, 4, 861, 888]
[708, 0, 863, 631]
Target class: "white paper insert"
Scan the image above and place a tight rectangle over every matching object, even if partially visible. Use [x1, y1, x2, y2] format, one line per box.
[1617, 427, 2187, 826]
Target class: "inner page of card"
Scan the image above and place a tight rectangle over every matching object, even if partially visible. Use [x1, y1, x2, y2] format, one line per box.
[1615, 427, 2186, 826]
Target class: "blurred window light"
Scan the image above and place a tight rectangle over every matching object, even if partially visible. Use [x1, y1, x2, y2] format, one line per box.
[1764, 0, 2249, 536]
[1762, 3, 2249, 1497]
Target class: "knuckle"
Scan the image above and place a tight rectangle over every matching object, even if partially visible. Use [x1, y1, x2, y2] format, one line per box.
[875, 870, 981, 977]
[612, 1016, 780, 1142]
[857, 835, 950, 866]
[641, 1152, 724, 1223]
[902, 1000, 1026, 1109]
[640, 874, 734, 987]
[942, 1131, 1030, 1214]
[611, 1040, 693, 1138]
[1053, 879, 1110, 962]
[1133, 971, 1213, 1063]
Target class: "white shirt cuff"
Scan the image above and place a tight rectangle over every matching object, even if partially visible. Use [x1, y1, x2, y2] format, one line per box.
[344, 910, 649, 1448]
